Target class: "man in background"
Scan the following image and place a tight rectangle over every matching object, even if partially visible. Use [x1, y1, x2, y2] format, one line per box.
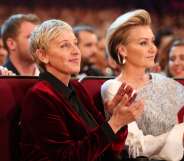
[73, 24, 103, 77]
[1, 13, 40, 76]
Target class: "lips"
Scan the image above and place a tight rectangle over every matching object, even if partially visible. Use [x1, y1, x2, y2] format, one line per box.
[146, 55, 155, 59]
[69, 58, 80, 64]
[172, 66, 184, 74]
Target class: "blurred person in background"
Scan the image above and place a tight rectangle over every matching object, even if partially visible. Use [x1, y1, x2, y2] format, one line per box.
[73, 24, 104, 77]
[96, 36, 108, 75]
[167, 38, 184, 78]
[106, 55, 121, 76]
[1, 13, 40, 76]
[0, 27, 8, 65]
[97, 36, 121, 76]
[153, 27, 175, 73]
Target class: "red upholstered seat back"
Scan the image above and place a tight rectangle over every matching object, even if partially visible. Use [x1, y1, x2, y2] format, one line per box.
[175, 78, 184, 123]
[0, 76, 110, 161]
[0, 76, 38, 161]
[0, 76, 183, 161]
[79, 76, 113, 115]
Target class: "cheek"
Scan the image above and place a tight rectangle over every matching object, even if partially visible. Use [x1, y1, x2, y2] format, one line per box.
[168, 61, 174, 67]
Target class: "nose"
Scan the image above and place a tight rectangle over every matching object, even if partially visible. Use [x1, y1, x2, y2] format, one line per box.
[173, 57, 181, 65]
[91, 45, 98, 56]
[72, 44, 81, 55]
[149, 42, 157, 54]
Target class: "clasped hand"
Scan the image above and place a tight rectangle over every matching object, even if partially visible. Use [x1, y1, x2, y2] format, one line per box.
[107, 82, 144, 133]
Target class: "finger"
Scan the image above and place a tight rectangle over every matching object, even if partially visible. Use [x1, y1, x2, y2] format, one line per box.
[126, 92, 137, 106]
[111, 82, 127, 106]
[116, 82, 126, 96]
[119, 94, 129, 106]
[130, 100, 144, 118]
[125, 85, 133, 97]
[1, 69, 7, 75]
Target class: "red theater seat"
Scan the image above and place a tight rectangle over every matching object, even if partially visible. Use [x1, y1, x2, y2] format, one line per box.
[176, 78, 184, 123]
[79, 76, 114, 115]
[0, 76, 38, 161]
[0, 76, 183, 161]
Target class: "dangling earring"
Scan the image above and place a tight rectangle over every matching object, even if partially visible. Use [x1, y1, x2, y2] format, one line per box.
[117, 53, 122, 64]
[117, 53, 126, 65]
[122, 56, 126, 64]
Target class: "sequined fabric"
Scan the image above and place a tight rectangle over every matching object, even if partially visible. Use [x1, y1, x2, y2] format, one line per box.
[101, 73, 184, 136]
[136, 73, 184, 136]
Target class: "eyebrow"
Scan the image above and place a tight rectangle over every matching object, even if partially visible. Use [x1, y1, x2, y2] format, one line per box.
[57, 39, 78, 44]
[138, 37, 155, 40]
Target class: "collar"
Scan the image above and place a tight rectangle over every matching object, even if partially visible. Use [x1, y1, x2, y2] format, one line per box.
[39, 71, 74, 99]
[4, 58, 19, 75]
[4, 58, 40, 76]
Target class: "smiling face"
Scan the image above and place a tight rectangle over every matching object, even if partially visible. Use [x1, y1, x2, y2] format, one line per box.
[39, 29, 81, 77]
[168, 45, 184, 78]
[119, 25, 157, 69]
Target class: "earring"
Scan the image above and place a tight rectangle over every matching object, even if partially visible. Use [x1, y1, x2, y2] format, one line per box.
[117, 53, 126, 64]
[122, 56, 126, 64]
[117, 53, 122, 64]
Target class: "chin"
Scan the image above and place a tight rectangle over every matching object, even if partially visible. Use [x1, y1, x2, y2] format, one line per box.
[71, 69, 80, 75]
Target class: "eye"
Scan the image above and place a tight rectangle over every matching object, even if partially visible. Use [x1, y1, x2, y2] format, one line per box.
[180, 55, 184, 61]
[60, 43, 71, 48]
[169, 56, 176, 62]
[140, 41, 147, 46]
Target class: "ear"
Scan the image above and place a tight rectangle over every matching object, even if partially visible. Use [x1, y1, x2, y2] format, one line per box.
[36, 49, 49, 64]
[6, 38, 17, 51]
[117, 44, 127, 57]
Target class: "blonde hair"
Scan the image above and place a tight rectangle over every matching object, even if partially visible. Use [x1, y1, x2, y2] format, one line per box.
[106, 9, 151, 64]
[29, 19, 72, 68]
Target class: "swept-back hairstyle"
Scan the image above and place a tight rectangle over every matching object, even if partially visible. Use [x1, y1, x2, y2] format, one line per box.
[106, 9, 151, 64]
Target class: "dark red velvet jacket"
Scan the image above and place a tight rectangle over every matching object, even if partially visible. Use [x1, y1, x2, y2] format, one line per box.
[20, 79, 127, 161]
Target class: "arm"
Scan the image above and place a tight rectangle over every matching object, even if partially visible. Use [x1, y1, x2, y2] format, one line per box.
[101, 80, 144, 156]
[21, 90, 119, 161]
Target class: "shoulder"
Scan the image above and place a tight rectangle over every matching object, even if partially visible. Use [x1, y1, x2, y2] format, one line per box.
[101, 79, 121, 92]
[151, 73, 180, 85]
[101, 79, 122, 101]
[150, 73, 184, 93]
[27, 80, 58, 100]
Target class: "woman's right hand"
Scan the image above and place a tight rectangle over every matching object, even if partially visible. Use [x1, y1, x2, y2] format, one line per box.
[108, 100, 144, 133]
[104, 82, 137, 115]
[106, 82, 144, 133]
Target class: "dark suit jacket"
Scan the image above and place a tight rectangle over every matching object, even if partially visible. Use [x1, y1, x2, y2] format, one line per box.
[20, 79, 127, 161]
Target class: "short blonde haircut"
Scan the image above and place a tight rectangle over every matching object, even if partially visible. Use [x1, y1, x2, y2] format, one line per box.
[106, 9, 151, 64]
[29, 19, 73, 68]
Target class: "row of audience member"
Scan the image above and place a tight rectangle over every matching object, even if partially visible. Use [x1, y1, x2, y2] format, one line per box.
[0, 13, 184, 78]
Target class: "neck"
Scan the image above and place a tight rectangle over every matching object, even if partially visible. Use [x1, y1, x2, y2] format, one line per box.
[46, 65, 70, 86]
[117, 64, 149, 89]
[10, 55, 37, 76]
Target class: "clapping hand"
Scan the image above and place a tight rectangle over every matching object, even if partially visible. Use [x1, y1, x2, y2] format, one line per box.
[107, 82, 144, 133]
